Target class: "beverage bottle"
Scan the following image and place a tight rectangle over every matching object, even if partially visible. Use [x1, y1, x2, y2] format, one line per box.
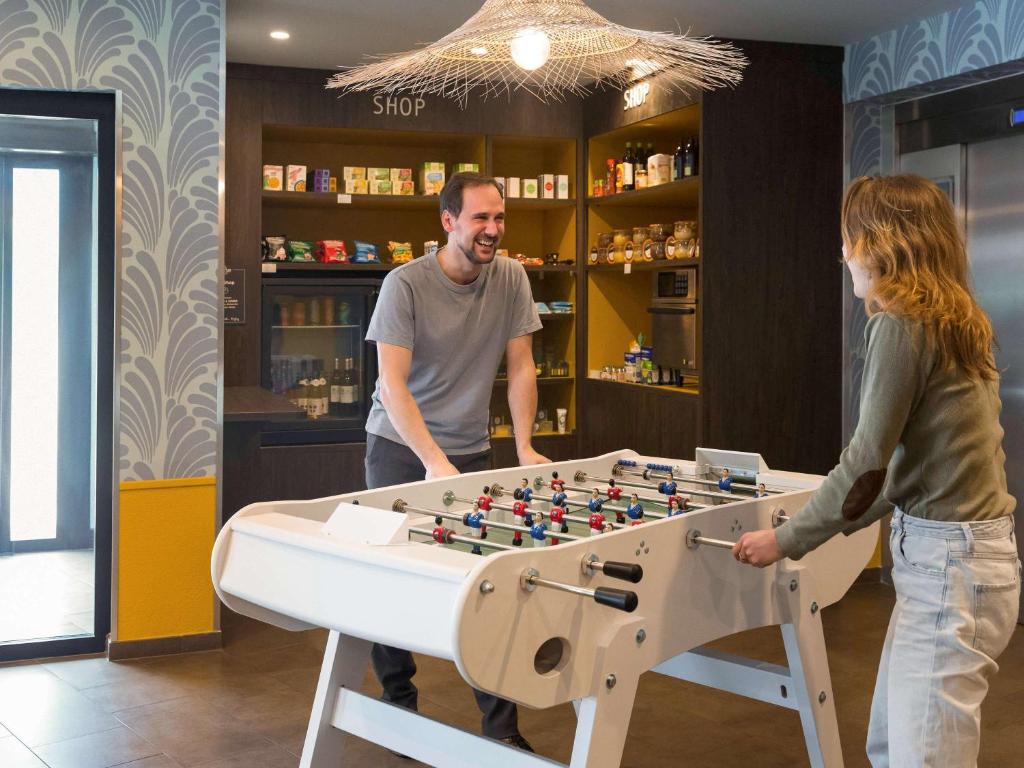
[340, 357, 359, 417]
[622, 141, 635, 191]
[330, 358, 344, 417]
[605, 158, 616, 196]
[673, 139, 684, 181]
[683, 137, 696, 177]
[615, 161, 624, 193]
[316, 360, 329, 417]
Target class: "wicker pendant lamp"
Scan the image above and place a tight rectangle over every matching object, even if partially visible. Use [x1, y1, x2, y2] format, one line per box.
[326, 0, 747, 103]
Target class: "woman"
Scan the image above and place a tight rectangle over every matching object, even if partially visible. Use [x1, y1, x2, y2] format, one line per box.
[733, 174, 1019, 767]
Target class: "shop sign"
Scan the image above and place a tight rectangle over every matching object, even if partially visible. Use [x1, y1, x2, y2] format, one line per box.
[623, 82, 650, 111]
[224, 268, 245, 324]
[373, 95, 427, 117]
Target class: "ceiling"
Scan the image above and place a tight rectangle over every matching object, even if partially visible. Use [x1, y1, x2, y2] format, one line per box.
[227, 0, 971, 71]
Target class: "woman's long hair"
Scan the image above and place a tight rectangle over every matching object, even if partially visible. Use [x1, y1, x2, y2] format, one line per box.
[841, 174, 997, 380]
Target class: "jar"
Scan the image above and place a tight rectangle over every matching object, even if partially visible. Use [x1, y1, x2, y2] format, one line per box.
[593, 179, 604, 197]
[292, 300, 307, 326]
[664, 236, 678, 260]
[597, 232, 613, 249]
[612, 229, 630, 247]
[674, 220, 697, 241]
[648, 223, 669, 241]
[632, 226, 650, 246]
[635, 169, 648, 190]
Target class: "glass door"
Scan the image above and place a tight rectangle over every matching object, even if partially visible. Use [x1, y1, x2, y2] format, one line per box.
[0, 92, 115, 661]
[261, 278, 379, 444]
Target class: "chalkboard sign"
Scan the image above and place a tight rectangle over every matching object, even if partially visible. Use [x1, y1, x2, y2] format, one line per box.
[224, 268, 245, 324]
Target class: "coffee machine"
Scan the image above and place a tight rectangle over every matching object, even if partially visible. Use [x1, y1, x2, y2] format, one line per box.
[647, 268, 698, 385]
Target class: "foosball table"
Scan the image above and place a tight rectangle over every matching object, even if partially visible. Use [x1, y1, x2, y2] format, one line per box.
[212, 448, 877, 767]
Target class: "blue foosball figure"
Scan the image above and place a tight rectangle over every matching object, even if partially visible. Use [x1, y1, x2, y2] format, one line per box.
[718, 468, 733, 492]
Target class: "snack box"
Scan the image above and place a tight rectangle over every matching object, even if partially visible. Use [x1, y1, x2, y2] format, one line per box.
[343, 166, 367, 181]
[505, 177, 521, 198]
[368, 167, 390, 182]
[285, 165, 306, 192]
[538, 173, 555, 199]
[453, 163, 479, 173]
[262, 165, 283, 190]
[556, 174, 569, 199]
[394, 180, 415, 196]
[328, 177, 337, 192]
[421, 162, 445, 195]
[390, 168, 413, 182]
[344, 178, 369, 194]
[369, 179, 393, 195]
[522, 178, 538, 199]
[307, 168, 331, 193]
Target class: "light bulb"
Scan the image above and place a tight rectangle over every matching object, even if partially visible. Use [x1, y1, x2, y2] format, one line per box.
[510, 28, 550, 71]
[269, 30, 290, 40]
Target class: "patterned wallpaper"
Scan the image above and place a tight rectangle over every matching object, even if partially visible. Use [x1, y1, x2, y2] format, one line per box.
[0, 0, 222, 481]
[845, 0, 1024, 102]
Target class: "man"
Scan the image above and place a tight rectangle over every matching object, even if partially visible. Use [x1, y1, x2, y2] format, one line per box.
[363, 171, 547, 751]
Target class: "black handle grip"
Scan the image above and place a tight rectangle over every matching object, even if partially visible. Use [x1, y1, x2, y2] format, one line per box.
[594, 587, 639, 613]
[601, 561, 644, 583]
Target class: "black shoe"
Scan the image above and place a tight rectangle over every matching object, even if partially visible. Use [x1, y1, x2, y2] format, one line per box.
[512, 538, 522, 546]
[498, 734, 534, 752]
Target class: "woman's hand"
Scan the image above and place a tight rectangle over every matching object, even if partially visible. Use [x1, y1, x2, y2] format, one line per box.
[731, 530, 784, 568]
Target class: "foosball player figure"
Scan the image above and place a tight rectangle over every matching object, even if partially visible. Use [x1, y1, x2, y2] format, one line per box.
[463, 501, 487, 555]
[551, 489, 568, 508]
[755, 482, 768, 498]
[588, 488, 604, 513]
[588, 508, 607, 536]
[477, 486, 493, 512]
[658, 478, 678, 497]
[432, 525, 455, 545]
[513, 477, 534, 503]
[667, 498, 684, 517]
[548, 504, 568, 543]
[529, 510, 548, 548]
[511, 499, 530, 546]
[606, 480, 622, 501]
[550, 472, 566, 493]
[718, 468, 733, 492]
[626, 493, 644, 525]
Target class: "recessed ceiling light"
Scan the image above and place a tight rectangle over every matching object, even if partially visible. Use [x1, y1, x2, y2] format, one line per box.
[470, 46, 488, 55]
[270, 30, 290, 40]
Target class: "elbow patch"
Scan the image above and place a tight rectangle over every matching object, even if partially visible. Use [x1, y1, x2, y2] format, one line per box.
[842, 469, 886, 520]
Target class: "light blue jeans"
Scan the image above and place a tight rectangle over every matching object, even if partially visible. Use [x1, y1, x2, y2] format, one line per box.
[867, 510, 1021, 767]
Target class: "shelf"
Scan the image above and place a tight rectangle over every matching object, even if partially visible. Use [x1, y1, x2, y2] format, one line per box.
[494, 376, 574, 385]
[263, 190, 440, 210]
[586, 257, 699, 272]
[587, 178, 699, 209]
[538, 312, 575, 321]
[586, 377, 700, 396]
[262, 262, 397, 274]
[504, 198, 576, 211]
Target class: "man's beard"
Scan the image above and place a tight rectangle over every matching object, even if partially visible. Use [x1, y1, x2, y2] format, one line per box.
[457, 236, 499, 265]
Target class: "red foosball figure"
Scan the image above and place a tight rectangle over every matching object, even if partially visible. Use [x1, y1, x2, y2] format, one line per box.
[606, 481, 622, 501]
[588, 509, 606, 536]
[548, 505, 568, 544]
[432, 525, 455, 545]
[512, 499, 529, 546]
[550, 472, 566, 493]
[477, 486, 493, 512]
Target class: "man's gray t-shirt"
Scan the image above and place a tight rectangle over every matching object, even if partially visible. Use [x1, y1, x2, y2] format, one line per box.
[365, 252, 542, 454]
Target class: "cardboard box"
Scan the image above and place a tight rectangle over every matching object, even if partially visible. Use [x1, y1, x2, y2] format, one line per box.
[420, 162, 445, 195]
[522, 178, 538, 199]
[453, 163, 479, 173]
[307, 168, 331, 193]
[285, 165, 307, 192]
[343, 166, 367, 181]
[647, 154, 673, 186]
[344, 178, 369, 194]
[394, 180, 415, 196]
[390, 168, 413, 182]
[505, 177, 521, 198]
[328, 176, 337, 192]
[262, 165, 283, 190]
[370, 179, 393, 195]
[538, 174, 555, 199]
[556, 174, 569, 199]
[368, 167, 390, 181]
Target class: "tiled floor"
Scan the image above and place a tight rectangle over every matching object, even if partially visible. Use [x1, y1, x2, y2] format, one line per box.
[0, 550, 95, 644]
[0, 582, 1021, 767]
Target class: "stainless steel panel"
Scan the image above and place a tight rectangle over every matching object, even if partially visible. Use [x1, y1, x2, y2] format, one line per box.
[648, 304, 697, 371]
[965, 132, 1024, 617]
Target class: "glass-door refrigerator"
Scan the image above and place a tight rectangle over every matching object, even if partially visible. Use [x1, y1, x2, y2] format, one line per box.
[261, 278, 380, 444]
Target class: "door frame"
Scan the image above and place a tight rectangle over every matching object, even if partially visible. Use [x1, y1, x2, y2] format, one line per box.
[0, 88, 118, 661]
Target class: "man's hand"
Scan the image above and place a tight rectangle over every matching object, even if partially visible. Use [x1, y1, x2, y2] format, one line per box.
[732, 530, 784, 568]
[425, 458, 460, 480]
[517, 445, 550, 466]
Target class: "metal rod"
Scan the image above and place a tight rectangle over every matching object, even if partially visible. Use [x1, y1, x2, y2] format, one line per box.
[402, 502, 580, 542]
[694, 535, 737, 549]
[408, 527, 514, 551]
[584, 471, 740, 503]
[526, 573, 596, 598]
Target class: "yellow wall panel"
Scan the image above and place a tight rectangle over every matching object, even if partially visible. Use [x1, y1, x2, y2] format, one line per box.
[118, 477, 217, 641]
